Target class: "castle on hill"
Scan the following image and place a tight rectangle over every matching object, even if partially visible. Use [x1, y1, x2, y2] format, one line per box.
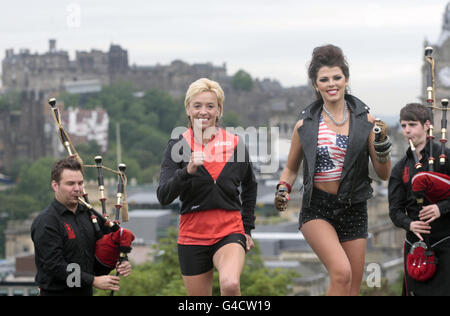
[0, 39, 315, 169]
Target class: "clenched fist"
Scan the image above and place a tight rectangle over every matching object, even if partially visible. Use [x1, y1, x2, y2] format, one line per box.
[373, 118, 388, 142]
[373, 118, 392, 163]
[187, 151, 205, 175]
[275, 187, 290, 212]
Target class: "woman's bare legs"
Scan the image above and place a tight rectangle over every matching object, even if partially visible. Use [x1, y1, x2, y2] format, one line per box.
[213, 243, 246, 296]
[301, 219, 365, 296]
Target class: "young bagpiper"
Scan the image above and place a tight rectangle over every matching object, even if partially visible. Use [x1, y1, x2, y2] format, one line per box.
[388, 103, 450, 296]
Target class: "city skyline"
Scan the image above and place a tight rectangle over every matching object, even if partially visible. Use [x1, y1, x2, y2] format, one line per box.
[0, 0, 448, 115]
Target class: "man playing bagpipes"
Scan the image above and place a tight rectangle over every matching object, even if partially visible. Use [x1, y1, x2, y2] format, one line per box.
[31, 157, 134, 296]
[388, 103, 450, 296]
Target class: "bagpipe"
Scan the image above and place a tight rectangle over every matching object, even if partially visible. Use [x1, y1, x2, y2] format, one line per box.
[48, 98, 135, 289]
[406, 47, 450, 282]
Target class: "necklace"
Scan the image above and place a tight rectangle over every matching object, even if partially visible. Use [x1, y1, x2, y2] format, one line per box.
[323, 103, 348, 126]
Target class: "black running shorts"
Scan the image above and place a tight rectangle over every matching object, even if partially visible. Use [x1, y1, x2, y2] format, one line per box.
[299, 188, 368, 242]
[177, 233, 247, 276]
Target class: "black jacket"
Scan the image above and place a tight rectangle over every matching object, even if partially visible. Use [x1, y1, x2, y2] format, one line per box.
[157, 129, 257, 235]
[389, 140, 450, 242]
[31, 199, 110, 296]
[298, 94, 374, 208]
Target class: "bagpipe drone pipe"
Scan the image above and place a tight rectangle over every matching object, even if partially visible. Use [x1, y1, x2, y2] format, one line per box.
[405, 48, 450, 282]
[48, 98, 135, 287]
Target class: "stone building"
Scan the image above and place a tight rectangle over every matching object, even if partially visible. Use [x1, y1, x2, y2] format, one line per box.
[0, 39, 316, 169]
[422, 1, 450, 140]
[60, 107, 109, 153]
[1, 39, 125, 91]
[4, 218, 34, 259]
[1, 39, 227, 99]
[0, 90, 48, 170]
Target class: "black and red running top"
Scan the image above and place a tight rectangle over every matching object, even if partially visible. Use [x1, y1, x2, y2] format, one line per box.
[157, 127, 257, 245]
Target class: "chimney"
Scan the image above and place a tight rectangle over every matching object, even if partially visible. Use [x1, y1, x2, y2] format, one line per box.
[49, 39, 56, 53]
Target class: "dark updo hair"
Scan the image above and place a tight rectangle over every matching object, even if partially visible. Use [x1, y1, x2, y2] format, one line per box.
[308, 45, 350, 98]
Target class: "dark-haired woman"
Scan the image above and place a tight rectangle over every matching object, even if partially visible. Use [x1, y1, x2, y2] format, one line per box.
[275, 44, 392, 295]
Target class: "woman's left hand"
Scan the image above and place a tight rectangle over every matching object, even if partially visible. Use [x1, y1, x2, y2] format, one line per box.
[245, 234, 254, 252]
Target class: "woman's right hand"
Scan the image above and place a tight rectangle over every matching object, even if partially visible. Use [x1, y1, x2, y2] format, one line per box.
[187, 151, 205, 175]
[275, 187, 290, 212]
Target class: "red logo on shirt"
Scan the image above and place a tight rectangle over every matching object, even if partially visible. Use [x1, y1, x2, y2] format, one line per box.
[64, 223, 76, 239]
[403, 166, 410, 183]
[183, 128, 238, 181]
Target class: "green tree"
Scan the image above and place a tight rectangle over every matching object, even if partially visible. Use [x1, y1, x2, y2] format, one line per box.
[236, 242, 297, 296]
[87, 82, 136, 114]
[232, 70, 254, 92]
[58, 91, 80, 110]
[0, 193, 40, 220]
[0, 91, 22, 112]
[0, 191, 41, 257]
[141, 89, 185, 133]
[0, 183, 43, 258]
[5, 157, 32, 182]
[222, 110, 242, 128]
[138, 165, 161, 184]
[15, 157, 56, 210]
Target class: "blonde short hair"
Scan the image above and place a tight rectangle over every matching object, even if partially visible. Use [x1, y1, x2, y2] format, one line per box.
[184, 78, 225, 118]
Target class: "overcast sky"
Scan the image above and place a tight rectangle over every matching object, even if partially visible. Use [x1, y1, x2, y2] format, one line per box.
[0, 0, 448, 116]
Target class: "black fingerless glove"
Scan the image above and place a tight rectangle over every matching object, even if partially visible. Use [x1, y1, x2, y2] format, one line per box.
[275, 187, 289, 212]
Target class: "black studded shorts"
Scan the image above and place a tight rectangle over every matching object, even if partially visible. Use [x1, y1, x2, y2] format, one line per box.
[299, 188, 368, 243]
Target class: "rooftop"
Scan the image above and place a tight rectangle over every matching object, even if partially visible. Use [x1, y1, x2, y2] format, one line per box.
[128, 209, 172, 218]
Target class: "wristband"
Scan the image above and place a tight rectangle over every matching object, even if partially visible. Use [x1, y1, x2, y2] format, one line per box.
[376, 153, 391, 163]
[374, 135, 392, 152]
[277, 181, 292, 193]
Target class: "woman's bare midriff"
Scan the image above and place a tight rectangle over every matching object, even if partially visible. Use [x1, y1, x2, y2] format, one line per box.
[314, 180, 340, 195]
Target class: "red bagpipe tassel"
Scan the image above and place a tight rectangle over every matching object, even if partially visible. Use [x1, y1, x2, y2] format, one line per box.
[411, 171, 450, 204]
[407, 242, 437, 282]
[95, 228, 135, 269]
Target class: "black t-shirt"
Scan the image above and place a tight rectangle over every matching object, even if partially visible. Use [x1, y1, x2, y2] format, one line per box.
[388, 141, 450, 242]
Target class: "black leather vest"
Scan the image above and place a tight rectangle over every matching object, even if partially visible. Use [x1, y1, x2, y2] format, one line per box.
[298, 94, 374, 208]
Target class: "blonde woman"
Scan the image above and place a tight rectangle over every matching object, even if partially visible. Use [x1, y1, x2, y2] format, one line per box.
[157, 78, 257, 296]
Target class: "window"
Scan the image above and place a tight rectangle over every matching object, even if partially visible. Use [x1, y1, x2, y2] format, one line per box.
[13, 289, 24, 296]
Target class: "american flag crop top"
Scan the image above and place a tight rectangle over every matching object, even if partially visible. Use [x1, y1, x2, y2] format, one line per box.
[314, 115, 349, 182]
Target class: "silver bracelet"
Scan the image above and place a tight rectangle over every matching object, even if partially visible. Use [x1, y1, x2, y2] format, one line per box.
[376, 152, 391, 163]
[375, 146, 392, 157]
